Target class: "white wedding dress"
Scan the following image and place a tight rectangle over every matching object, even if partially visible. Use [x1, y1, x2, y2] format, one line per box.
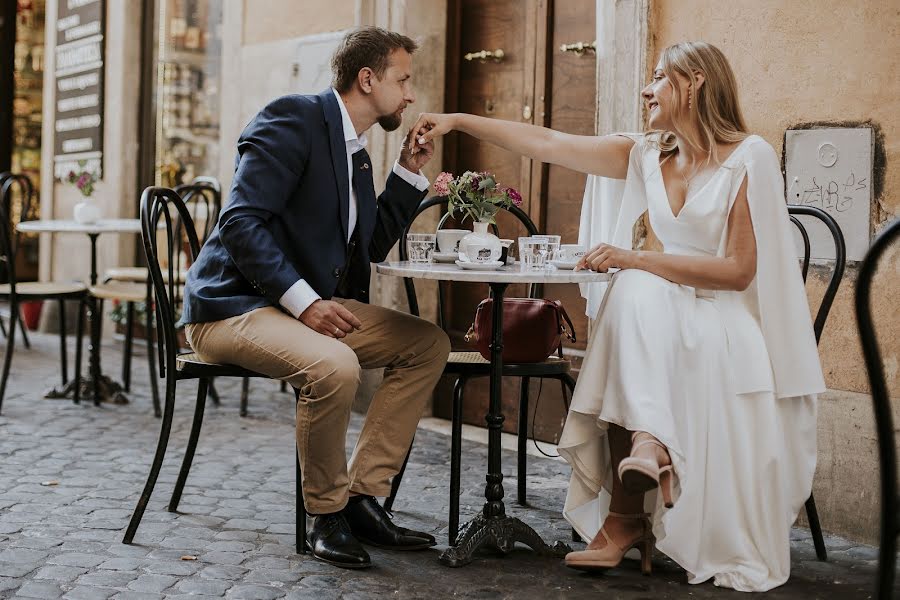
[558, 135, 824, 592]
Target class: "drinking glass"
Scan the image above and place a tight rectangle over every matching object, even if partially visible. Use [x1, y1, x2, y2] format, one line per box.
[518, 236, 550, 270]
[532, 234, 561, 260]
[406, 233, 436, 264]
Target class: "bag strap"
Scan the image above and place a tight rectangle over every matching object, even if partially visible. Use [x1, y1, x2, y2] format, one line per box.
[552, 300, 576, 343]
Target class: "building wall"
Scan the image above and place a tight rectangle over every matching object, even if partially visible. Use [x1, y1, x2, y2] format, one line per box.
[650, 0, 899, 544]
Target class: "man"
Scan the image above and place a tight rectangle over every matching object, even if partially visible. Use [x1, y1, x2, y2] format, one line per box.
[181, 27, 450, 569]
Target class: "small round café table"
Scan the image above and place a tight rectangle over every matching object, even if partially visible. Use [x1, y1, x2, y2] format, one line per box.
[16, 219, 142, 404]
[376, 260, 611, 567]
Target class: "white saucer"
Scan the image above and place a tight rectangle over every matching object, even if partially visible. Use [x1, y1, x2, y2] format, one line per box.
[455, 260, 505, 271]
[549, 259, 579, 270]
[433, 251, 459, 263]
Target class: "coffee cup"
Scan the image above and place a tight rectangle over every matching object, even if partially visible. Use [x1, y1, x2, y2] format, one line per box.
[557, 244, 587, 261]
[436, 229, 469, 253]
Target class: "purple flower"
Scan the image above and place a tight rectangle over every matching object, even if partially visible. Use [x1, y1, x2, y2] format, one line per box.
[506, 187, 523, 206]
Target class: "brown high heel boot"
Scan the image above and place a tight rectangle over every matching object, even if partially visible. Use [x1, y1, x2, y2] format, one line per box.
[564, 512, 655, 574]
[617, 431, 675, 508]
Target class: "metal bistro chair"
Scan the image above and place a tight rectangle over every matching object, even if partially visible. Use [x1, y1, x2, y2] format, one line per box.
[855, 216, 900, 600]
[0, 173, 87, 412]
[788, 204, 847, 562]
[123, 186, 307, 555]
[98, 177, 223, 416]
[0, 172, 35, 348]
[384, 196, 578, 544]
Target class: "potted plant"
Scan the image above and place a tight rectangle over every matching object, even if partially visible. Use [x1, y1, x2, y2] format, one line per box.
[433, 170, 522, 263]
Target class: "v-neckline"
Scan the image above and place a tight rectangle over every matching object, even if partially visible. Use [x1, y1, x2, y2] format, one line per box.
[657, 136, 753, 220]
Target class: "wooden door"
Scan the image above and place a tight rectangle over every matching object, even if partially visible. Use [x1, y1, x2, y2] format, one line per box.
[438, 0, 598, 443]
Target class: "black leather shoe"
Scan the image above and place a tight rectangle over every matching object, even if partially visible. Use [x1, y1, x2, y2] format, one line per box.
[342, 495, 436, 551]
[306, 512, 371, 569]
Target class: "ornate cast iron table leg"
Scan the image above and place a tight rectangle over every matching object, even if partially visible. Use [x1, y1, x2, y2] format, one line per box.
[439, 282, 571, 567]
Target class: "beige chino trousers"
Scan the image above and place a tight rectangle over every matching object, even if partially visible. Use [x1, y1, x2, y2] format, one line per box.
[185, 299, 450, 514]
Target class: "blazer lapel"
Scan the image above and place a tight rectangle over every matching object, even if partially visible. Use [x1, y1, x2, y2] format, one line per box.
[320, 89, 349, 242]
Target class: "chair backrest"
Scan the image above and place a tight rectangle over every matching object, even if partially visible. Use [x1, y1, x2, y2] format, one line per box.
[399, 196, 539, 326]
[0, 174, 35, 290]
[855, 217, 900, 599]
[787, 205, 847, 344]
[140, 186, 202, 380]
[174, 176, 222, 245]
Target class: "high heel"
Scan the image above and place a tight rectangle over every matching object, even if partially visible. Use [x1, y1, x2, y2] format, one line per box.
[564, 511, 654, 574]
[618, 432, 675, 508]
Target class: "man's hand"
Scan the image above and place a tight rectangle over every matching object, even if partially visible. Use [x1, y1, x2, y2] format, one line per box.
[398, 122, 435, 173]
[299, 300, 363, 339]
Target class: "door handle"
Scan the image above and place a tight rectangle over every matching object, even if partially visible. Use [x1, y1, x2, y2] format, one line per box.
[559, 40, 596, 56]
[464, 49, 506, 63]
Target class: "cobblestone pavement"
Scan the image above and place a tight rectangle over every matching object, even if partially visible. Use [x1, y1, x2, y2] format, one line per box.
[0, 333, 884, 599]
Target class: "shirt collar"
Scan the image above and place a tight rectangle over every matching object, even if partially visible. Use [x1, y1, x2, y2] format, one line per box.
[331, 88, 368, 151]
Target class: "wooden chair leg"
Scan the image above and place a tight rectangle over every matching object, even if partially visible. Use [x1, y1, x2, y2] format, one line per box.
[146, 280, 160, 417]
[281, 380, 288, 393]
[123, 375, 177, 544]
[384, 437, 413, 513]
[805, 493, 828, 561]
[0, 313, 6, 338]
[0, 298, 17, 414]
[207, 378, 221, 405]
[91, 298, 103, 406]
[449, 376, 467, 546]
[17, 305, 29, 349]
[122, 301, 134, 392]
[517, 376, 530, 506]
[296, 444, 307, 554]
[57, 298, 68, 385]
[168, 378, 209, 512]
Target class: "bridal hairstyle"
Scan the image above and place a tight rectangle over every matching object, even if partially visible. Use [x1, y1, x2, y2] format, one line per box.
[650, 41, 749, 164]
[331, 26, 419, 93]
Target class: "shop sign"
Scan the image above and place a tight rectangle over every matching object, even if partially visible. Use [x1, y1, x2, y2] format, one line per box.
[53, 0, 105, 180]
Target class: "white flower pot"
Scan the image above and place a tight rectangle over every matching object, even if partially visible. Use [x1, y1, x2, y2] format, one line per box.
[459, 220, 502, 263]
[73, 199, 102, 224]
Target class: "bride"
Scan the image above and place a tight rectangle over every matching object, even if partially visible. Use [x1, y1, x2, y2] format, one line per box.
[407, 41, 824, 592]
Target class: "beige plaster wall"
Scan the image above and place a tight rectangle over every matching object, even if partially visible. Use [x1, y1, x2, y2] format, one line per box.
[651, 0, 899, 544]
[241, 0, 357, 45]
[651, 0, 899, 397]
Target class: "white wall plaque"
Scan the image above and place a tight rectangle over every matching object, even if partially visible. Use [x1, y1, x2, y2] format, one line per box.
[785, 127, 873, 261]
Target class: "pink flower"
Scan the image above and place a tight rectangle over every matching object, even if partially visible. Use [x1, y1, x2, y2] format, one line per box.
[434, 171, 453, 196]
[506, 187, 523, 206]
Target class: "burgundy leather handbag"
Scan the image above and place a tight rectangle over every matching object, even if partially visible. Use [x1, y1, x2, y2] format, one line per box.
[466, 298, 576, 363]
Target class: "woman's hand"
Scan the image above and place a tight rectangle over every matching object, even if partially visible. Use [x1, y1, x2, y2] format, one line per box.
[407, 113, 458, 156]
[576, 243, 638, 272]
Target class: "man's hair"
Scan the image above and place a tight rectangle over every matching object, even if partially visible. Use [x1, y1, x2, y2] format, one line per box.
[331, 27, 418, 93]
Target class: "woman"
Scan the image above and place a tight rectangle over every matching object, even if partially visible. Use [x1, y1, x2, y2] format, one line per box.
[407, 42, 824, 592]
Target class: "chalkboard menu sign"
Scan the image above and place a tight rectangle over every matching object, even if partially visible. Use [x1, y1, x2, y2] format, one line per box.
[53, 0, 105, 180]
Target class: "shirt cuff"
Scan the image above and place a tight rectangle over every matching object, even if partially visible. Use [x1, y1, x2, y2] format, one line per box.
[279, 279, 321, 319]
[393, 160, 430, 191]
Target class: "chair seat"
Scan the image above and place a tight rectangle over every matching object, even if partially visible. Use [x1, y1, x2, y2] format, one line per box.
[104, 266, 188, 283]
[0, 281, 87, 297]
[176, 352, 268, 379]
[89, 282, 147, 302]
[445, 350, 572, 376]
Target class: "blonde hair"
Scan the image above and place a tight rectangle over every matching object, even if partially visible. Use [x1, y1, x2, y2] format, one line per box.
[648, 41, 748, 164]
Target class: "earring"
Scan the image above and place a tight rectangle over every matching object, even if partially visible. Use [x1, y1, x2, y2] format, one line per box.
[688, 86, 692, 110]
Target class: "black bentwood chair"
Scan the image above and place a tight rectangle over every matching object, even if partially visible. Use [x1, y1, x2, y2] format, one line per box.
[384, 196, 578, 544]
[787, 204, 847, 562]
[0, 173, 87, 413]
[854, 217, 900, 600]
[122, 187, 307, 554]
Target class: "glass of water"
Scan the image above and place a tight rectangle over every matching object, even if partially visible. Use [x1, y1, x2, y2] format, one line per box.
[518, 236, 550, 270]
[532, 234, 561, 260]
[406, 233, 436, 264]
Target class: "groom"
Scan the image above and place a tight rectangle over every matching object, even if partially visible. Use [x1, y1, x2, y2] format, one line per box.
[181, 27, 450, 569]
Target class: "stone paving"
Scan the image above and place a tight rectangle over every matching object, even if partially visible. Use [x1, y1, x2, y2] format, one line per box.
[0, 332, 886, 599]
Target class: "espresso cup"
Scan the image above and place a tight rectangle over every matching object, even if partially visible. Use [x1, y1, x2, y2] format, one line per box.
[436, 229, 469, 253]
[557, 244, 587, 261]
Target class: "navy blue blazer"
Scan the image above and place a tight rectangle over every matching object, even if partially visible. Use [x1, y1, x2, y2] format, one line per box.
[181, 90, 428, 324]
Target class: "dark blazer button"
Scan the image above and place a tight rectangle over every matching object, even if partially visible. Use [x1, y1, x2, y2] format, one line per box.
[333, 268, 341, 278]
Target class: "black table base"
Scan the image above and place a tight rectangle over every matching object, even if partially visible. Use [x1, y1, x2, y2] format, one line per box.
[439, 510, 572, 567]
[439, 281, 572, 567]
[44, 375, 129, 405]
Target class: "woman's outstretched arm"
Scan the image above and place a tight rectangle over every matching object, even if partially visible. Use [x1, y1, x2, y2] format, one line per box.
[407, 112, 635, 179]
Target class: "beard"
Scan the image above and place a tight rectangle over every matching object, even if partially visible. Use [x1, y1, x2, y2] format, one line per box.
[377, 109, 404, 132]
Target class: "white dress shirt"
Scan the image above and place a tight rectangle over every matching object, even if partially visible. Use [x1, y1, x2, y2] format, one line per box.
[278, 88, 430, 318]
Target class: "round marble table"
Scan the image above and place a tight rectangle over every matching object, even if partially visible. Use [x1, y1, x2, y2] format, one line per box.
[376, 260, 611, 567]
[16, 219, 143, 405]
